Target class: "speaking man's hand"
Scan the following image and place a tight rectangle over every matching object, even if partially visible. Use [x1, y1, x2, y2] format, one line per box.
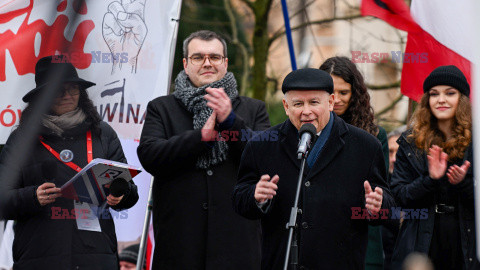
[255, 174, 279, 203]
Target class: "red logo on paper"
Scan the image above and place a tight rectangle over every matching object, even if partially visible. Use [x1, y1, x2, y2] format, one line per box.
[100, 169, 122, 179]
[0, 0, 94, 81]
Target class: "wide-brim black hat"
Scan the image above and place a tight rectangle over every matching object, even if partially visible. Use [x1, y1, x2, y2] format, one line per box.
[22, 55, 95, 103]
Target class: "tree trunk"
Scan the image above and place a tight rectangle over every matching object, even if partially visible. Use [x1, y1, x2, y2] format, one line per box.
[251, 0, 272, 101]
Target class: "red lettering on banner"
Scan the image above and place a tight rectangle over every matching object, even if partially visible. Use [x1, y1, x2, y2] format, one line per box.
[0, 0, 94, 81]
[0, 105, 16, 127]
[57, 1, 67, 12]
[73, 0, 88, 15]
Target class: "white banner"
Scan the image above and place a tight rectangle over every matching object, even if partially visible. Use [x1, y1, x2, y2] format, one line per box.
[0, 0, 181, 142]
[0, 0, 182, 255]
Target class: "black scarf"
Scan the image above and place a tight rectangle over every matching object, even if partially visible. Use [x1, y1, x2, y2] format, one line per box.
[174, 71, 238, 169]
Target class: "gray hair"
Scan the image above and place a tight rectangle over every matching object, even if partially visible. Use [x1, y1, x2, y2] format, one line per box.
[387, 125, 407, 139]
[182, 30, 228, 58]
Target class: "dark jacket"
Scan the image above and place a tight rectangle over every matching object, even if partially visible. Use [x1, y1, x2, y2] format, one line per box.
[0, 121, 139, 270]
[390, 131, 479, 270]
[365, 126, 389, 269]
[137, 95, 270, 270]
[233, 115, 395, 270]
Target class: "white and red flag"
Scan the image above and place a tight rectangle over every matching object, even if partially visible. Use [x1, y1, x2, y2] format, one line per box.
[361, 0, 474, 102]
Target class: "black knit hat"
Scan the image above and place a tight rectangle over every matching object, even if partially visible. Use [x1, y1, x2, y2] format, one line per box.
[423, 65, 470, 97]
[119, 244, 139, 265]
[282, 68, 334, 94]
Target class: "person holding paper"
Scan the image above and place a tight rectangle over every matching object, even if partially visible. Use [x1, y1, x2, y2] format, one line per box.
[0, 55, 139, 269]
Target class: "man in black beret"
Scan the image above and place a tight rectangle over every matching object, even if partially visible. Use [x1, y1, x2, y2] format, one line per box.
[233, 68, 395, 269]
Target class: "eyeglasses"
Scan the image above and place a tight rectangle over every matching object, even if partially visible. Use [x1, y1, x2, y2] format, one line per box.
[56, 83, 80, 98]
[188, 54, 225, 66]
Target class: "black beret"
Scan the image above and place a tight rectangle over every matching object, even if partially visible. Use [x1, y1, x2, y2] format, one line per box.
[423, 65, 470, 97]
[282, 68, 333, 94]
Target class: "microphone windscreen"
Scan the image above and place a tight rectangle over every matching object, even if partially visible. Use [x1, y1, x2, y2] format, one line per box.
[299, 123, 316, 136]
[42, 160, 57, 181]
[109, 178, 129, 197]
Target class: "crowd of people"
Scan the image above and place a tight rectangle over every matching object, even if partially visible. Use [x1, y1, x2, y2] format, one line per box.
[0, 29, 477, 270]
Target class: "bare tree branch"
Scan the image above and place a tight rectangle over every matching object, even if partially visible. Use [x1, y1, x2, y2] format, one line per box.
[224, 0, 250, 95]
[288, 0, 317, 20]
[375, 94, 404, 118]
[269, 14, 363, 46]
[238, 0, 254, 11]
[366, 81, 400, 90]
[181, 18, 229, 26]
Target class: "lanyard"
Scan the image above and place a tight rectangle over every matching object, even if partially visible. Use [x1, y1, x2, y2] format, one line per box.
[39, 131, 93, 172]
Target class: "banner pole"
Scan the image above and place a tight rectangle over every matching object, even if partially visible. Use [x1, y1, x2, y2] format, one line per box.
[136, 176, 154, 270]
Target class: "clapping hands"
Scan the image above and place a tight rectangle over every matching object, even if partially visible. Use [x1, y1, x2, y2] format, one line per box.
[427, 145, 470, 184]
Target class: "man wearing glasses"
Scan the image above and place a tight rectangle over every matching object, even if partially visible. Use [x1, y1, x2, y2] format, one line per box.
[137, 30, 270, 269]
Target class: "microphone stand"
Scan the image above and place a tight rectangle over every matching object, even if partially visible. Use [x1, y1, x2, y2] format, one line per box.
[283, 150, 309, 270]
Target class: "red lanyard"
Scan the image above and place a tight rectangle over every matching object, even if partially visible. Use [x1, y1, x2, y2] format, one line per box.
[39, 131, 93, 172]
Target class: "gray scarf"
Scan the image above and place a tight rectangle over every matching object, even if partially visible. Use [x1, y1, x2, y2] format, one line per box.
[174, 71, 238, 169]
[42, 108, 87, 136]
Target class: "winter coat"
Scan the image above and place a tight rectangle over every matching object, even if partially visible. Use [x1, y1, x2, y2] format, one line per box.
[233, 115, 395, 270]
[0, 120, 139, 270]
[365, 126, 389, 270]
[390, 131, 479, 270]
[137, 94, 270, 270]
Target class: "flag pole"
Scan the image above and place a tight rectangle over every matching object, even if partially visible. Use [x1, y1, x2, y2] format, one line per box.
[280, 0, 297, 71]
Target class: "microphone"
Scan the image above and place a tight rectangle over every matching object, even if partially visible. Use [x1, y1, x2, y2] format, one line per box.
[109, 178, 129, 197]
[297, 123, 316, 159]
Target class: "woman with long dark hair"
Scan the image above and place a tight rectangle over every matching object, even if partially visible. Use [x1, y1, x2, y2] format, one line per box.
[391, 65, 478, 270]
[0, 56, 139, 269]
[320, 56, 391, 270]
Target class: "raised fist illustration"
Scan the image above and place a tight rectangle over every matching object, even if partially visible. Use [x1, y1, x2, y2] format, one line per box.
[102, 0, 148, 74]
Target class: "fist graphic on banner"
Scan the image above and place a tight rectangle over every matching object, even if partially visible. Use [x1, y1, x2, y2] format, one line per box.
[102, 0, 148, 74]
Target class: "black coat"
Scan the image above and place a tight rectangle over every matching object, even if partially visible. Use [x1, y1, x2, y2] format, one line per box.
[137, 95, 270, 270]
[390, 131, 479, 270]
[233, 115, 395, 270]
[0, 121, 139, 269]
